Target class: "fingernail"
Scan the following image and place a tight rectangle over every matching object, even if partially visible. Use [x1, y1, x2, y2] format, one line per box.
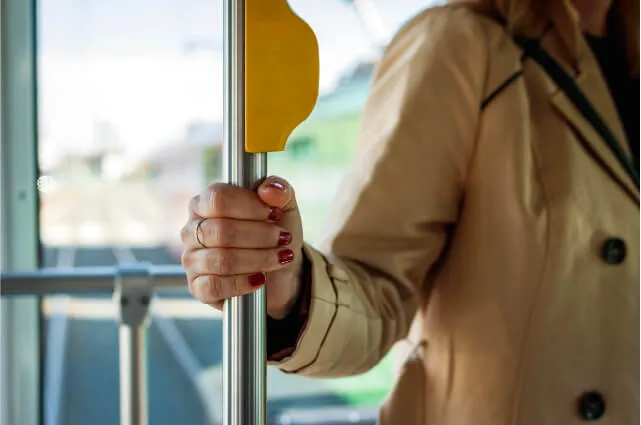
[268, 207, 283, 222]
[248, 273, 266, 286]
[269, 181, 285, 191]
[278, 231, 292, 247]
[278, 249, 295, 265]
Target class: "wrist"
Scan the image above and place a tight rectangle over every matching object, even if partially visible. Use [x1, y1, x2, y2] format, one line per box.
[271, 249, 311, 320]
[266, 250, 311, 359]
[279, 251, 307, 318]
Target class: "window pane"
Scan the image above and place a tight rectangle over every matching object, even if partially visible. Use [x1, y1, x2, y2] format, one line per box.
[38, 1, 441, 424]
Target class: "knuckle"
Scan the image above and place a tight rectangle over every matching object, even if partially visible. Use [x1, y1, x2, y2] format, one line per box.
[188, 195, 199, 211]
[186, 197, 195, 215]
[209, 183, 231, 214]
[186, 276, 199, 299]
[179, 223, 192, 244]
[210, 249, 235, 275]
[210, 219, 236, 247]
[230, 275, 245, 296]
[208, 276, 224, 301]
[180, 250, 192, 269]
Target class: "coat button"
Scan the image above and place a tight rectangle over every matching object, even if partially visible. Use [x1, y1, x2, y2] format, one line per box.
[578, 391, 606, 421]
[601, 237, 626, 264]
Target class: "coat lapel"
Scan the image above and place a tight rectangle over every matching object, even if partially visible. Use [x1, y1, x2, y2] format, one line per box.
[549, 81, 639, 202]
[543, 1, 639, 203]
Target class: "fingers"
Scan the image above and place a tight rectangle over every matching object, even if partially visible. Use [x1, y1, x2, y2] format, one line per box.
[182, 176, 302, 312]
[188, 273, 267, 305]
[182, 247, 295, 277]
[181, 218, 292, 250]
[191, 182, 282, 221]
[256, 176, 298, 212]
[188, 195, 200, 220]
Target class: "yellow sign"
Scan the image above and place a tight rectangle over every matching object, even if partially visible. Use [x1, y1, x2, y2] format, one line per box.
[245, 0, 320, 153]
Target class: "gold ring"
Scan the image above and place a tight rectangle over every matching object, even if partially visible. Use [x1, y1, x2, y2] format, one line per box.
[195, 218, 207, 249]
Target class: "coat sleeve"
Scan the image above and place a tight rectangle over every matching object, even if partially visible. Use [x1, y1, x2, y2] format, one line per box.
[268, 7, 489, 377]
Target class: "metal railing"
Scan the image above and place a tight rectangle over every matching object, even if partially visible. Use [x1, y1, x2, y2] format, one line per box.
[1, 265, 186, 295]
[0, 0, 363, 423]
[2, 264, 187, 425]
[1, 264, 383, 425]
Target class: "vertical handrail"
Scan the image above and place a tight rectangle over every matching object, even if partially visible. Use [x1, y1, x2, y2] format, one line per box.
[1, 0, 42, 424]
[119, 326, 148, 425]
[222, 0, 267, 424]
[115, 265, 153, 425]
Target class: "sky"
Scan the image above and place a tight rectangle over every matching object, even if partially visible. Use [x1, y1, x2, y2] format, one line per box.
[37, 0, 444, 163]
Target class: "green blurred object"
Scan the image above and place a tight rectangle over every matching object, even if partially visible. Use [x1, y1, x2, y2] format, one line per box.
[274, 71, 372, 166]
[198, 68, 393, 410]
[328, 354, 396, 406]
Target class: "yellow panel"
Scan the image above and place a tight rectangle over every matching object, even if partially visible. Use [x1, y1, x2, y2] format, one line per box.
[245, 0, 320, 153]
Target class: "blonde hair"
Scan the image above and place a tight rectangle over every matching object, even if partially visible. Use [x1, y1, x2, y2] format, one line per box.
[448, 0, 639, 76]
[447, 0, 550, 35]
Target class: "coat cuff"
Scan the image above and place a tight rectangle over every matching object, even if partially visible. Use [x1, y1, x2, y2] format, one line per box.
[267, 243, 339, 373]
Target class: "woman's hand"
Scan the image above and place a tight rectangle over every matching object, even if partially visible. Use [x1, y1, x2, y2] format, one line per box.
[180, 176, 304, 319]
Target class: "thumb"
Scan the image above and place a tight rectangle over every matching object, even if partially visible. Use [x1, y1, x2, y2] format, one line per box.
[256, 176, 298, 212]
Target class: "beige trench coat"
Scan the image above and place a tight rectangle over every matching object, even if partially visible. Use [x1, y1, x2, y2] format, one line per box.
[270, 2, 640, 424]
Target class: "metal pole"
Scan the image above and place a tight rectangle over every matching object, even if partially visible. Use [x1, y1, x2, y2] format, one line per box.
[115, 265, 152, 425]
[223, 0, 267, 424]
[0, 265, 186, 295]
[119, 327, 148, 425]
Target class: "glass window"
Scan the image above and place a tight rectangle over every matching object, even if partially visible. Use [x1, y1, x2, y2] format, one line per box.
[37, 1, 442, 424]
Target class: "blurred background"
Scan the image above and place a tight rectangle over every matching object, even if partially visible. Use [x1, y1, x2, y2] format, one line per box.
[36, 0, 444, 424]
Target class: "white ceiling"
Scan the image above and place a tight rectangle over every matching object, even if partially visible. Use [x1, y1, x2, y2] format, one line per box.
[38, 0, 441, 58]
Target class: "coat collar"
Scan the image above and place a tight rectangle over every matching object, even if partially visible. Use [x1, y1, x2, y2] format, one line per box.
[542, 0, 639, 203]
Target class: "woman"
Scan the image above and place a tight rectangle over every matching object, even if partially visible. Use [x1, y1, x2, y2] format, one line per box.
[180, 0, 639, 423]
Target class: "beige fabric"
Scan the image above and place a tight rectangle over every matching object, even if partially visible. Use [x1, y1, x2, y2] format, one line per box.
[270, 3, 639, 424]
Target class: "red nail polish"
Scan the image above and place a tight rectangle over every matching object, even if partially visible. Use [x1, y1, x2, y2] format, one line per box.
[269, 181, 285, 191]
[278, 249, 295, 265]
[248, 273, 266, 286]
[278, 231, 292, 247]
[268, 207, 283, 222]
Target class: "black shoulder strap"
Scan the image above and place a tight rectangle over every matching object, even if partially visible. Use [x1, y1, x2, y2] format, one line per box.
[480, 18, 553, 110]
[478, 11, 639, 190]
[480, 68, 524, 110]
[480, 13, 529, 110]
[512, 35, 639, 190]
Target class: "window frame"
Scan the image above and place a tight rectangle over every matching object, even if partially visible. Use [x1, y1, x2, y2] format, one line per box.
[1, 0, 42, 424]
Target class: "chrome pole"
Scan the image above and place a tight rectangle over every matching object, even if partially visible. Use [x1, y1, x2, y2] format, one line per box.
[119, 326, 148, 425]
[0, 265, 187, 295]
[222, 0, 267, 424]
[115, 265, 152, 425]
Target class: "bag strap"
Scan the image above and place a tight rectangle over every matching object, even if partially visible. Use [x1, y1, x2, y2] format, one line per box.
[479, 11, 639, 190]
[512, 35, 639, 190]
[480, 68, 524, 110]
[479, 12, 531, 110]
